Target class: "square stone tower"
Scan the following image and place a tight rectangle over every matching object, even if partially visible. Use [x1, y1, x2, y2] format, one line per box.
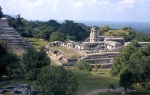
[90, 26, 100, 42]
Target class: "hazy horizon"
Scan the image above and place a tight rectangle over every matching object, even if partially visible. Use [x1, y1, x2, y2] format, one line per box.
[1, 0, 150, 22]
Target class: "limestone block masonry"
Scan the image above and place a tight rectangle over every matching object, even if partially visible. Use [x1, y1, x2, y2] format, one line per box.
[49, 27, 150, 69]
[0, 18, 33, 52]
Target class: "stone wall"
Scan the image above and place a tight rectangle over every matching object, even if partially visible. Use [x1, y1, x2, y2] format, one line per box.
[62, 58, 78, 66]
[124, 42, 150, 47]
[83, 52, 118, 69]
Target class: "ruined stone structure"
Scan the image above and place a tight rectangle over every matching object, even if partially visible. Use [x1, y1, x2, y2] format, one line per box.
[124, 42, 150, 47]
[59, 27, 125, 52]
[49, 27, 125, 69]
[0, 18, 32, 52]
[49, 26, 150, 69]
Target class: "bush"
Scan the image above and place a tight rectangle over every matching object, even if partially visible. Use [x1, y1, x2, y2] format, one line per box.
[108, 84, 116, 90]
[146, 82, 150, 90]
[75, 60, 92, 71]
[37, 66, 78, 95]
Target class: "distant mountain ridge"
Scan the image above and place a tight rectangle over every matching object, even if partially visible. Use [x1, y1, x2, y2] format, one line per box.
[3, 14, 16, 18]
[3, 14, 150, 34]
[78, 21, 150, 34]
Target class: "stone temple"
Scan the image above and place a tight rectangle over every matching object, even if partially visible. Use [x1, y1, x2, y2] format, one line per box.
[0, 18, 32, 52]
[49, 26, 150, 69]
[49, 27, 125, 68]
[51, 26, 125, 51]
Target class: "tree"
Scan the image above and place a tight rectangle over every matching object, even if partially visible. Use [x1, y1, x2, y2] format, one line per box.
[0, 41, 7, 59]
[146, 82, 150, 90]
[0, 6, 3, 18]
[37, 66, 78, 95]
[99, 26, 114, 35]
[49, 31, 65, 42]
[59, 20, 89, 41]
[76, 60, 92, 71]
[102, 26, 136, 42]
[110, 40, 150, 91]
[0, 42, 20, 79]
[94, 63, 98, 73]
[119, 69, 135, 91]
[135, 32, 150, 42]
[47, 19, 61, 28]
[0, 43, 7, 78]
[22, 47, 50, 80]
[108, 84, 116, 90]
[0, 53, 20, 78]
[118, 26, 135, 41]
[11, 14, 29, 37]
[104, 30, 117, 36]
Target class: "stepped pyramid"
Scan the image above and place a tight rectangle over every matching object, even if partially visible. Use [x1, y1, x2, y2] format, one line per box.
[0, 17, 33, 52]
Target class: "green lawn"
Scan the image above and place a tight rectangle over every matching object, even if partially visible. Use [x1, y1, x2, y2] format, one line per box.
[25, 37, 49, 48]
[72, 70, 119, 95]
[1, 69, 150, 95]
[50, 61, 57, 66]
[0, 70, 118, 95]
[98, 91, 150, 95]
[98, 92, 120, 95]
[50, 46, 80, 59]
[58, 59, 66, 64]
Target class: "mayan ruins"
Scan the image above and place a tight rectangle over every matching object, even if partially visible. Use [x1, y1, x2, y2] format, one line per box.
[1, 16, 149, 69]
[0, 18, 32, 52]
[49, 26, 150, 69]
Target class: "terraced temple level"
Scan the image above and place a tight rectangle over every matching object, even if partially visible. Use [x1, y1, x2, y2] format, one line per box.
[0, 18, 33, 52]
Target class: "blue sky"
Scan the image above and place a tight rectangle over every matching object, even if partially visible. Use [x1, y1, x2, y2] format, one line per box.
[1, 0, 150, 22]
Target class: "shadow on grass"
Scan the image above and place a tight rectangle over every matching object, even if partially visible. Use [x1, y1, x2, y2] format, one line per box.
[97, 72, 106, 74]
[32, 43, 40, 45]
[98, 91, 150, 95]
[28, 41, 34, 42]
[126, 91, 150, 95]
[98, 92, 120, 95]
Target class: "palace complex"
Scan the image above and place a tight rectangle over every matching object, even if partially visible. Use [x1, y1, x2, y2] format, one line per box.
[0, 17, 150, 69]
[49, 27, 150, 69]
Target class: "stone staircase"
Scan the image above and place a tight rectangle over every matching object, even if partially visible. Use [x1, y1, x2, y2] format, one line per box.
[0, 18, 33, 52]
[83, 52, 118, 69]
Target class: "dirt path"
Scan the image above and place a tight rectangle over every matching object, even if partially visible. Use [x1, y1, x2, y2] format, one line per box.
[85, 87, 124, 95]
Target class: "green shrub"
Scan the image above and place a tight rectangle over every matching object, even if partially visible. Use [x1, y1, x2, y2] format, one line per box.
[146, 82, 150, 90]
[75, 60, 92, 71]
[108, 84, 116, 90]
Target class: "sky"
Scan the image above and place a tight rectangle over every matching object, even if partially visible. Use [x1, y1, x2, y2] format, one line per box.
[0, 0, 150, 22]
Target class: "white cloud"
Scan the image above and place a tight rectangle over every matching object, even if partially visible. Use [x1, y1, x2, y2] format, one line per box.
[124, 0, 135, 4]
[91, 0, 97, 5]
[30, 0, 45, 7]
[1, 0, 150, 22]
[98, 0, 110, 5]
[74, 2, 83, 7]
[120, 0, 135, 7]
[114, 0, 136, 10]
[138, 0, 146, 4]
[115, 0, 150, 11]
[0, 0, 4, 4]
